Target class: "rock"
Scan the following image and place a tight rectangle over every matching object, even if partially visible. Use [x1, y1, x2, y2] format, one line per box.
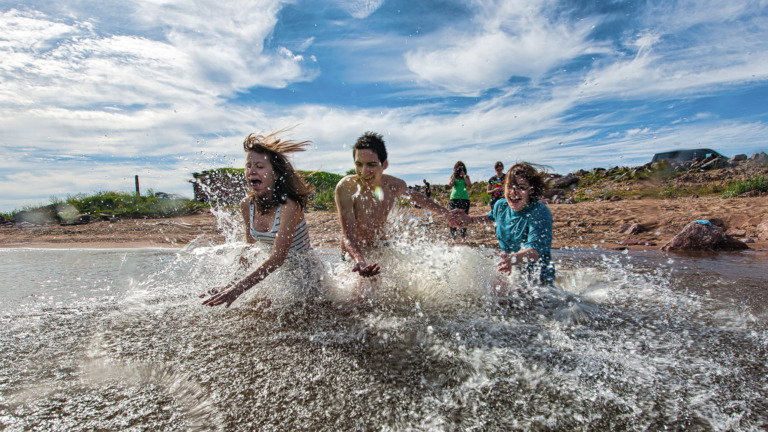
[618, 223, 645, 235]
[739, 190, 760, 198]
[743, 238, 755, 244]
[729, 154, 747, 163]
[724, 227, 746, 237]
[700, 157, 729, 170]
[60, 214, 94, 226]
[662, 221, 750, 251]
[13, 206, 58, 226]
[708, 218, 725, 228]
[609, 195, 622, 201]
[620, 239, 657, 246]
[551, 174, 579, 189]
[758, 220, 768, 240]
[544, 189, 565, 199]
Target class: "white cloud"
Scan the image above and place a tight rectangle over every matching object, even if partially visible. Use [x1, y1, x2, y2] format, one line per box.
[335, 0, 386, 19]
[404, 0, 605, 95]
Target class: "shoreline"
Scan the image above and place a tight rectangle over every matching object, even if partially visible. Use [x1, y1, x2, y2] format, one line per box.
[2, 196, 767, 252]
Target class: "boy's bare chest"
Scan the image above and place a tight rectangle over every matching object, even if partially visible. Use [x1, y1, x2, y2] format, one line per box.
[352, 191, 395, 222]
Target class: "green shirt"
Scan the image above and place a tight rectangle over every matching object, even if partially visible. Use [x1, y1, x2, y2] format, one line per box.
[450, 178, 469, 200]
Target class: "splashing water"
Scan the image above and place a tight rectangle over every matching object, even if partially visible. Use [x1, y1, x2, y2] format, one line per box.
[0, 215, 766, 430]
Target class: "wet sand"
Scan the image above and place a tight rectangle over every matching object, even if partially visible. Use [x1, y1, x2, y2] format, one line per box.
[2, 196, 766, 252]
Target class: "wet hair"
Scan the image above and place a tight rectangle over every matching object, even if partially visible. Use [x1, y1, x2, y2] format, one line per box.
[505, 162, 549, 202]
[243, 128, 313, 213]
[353, 131, 387, 164]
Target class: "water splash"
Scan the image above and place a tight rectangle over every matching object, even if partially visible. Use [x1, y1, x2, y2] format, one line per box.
[1, 237, 766, 430]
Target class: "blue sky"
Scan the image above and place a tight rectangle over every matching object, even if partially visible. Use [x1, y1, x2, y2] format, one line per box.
[1, 0, 767, 212]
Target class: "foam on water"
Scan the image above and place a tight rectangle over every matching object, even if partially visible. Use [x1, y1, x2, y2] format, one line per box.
[0, 212, 767, 430]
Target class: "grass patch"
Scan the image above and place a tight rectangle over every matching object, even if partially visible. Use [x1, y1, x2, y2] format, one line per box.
[722, 175, 768, 198]
[66, 191, 209, 217]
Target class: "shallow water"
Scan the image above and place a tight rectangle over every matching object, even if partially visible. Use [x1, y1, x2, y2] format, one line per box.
[0, 242, 766, 431]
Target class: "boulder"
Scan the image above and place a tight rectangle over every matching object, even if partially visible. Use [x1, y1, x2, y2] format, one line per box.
[618, 223, 645, 235]
[729, 154, 747, 163]
[758, 220, 768, 240]
[750, 152, 768, 165]
[700, 157, 729, 170]
[708, 218, 725, 228]
[60, 214, 95, 226]
[551, 174, 579, 189]
[13, 206, 58, 226]
[724, 227, 747, 237]
[662, 221, 749, 251]
[544, 189, 565, 199]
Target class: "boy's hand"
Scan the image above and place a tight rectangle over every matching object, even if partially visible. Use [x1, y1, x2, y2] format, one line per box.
[353, 261, 381, 277]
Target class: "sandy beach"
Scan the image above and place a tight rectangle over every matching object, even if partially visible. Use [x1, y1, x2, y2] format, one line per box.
[2, 196, 766, 252]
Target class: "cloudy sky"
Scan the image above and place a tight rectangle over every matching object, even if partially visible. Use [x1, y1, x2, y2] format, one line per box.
[2, 0, 767, 212]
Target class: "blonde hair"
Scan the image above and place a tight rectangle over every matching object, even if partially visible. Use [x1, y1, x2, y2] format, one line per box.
[243, 128, 313, 211]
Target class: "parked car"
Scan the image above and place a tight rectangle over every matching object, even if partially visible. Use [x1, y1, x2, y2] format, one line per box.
[651, 148, 725, 163]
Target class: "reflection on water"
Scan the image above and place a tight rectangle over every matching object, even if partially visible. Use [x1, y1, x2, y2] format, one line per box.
[0, 242, 766, 431]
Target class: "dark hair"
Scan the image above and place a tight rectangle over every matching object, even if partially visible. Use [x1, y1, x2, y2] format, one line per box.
[243, 130, 313, 212]
[353, 131, 387, 163]
[454, 161, 466, 173]
[494, 161, 504, 168]
[505, 162, 549, 202]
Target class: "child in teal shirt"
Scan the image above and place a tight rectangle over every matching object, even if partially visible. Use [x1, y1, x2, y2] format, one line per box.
[453, 162, 555, 285]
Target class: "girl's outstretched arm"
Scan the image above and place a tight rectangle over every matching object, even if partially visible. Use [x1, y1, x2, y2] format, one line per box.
[203, 200, 303, 308]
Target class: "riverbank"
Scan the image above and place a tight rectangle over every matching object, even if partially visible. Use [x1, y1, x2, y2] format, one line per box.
[2, 196, 766, 252]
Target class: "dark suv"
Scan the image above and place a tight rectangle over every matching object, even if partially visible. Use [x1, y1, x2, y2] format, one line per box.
[651, 148, 725, 163]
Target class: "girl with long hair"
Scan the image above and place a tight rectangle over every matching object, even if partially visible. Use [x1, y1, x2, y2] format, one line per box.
[202, 129, 314, 307]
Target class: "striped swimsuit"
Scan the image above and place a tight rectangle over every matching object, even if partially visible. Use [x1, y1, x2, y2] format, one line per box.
[249, 203, 310, 254]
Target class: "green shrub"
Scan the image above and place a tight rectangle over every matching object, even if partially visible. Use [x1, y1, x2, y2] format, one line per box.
[65, 191, 207, 217]
[722, 175, 768, 198]
[302, 171, 343, 211]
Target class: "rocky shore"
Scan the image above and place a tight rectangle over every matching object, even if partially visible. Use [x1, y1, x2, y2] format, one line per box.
[2, 195, 766, 253]
[2, 153, 767, 253]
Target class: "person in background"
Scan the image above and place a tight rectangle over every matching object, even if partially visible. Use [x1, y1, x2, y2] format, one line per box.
[452, 162, 555, 285]
[423, 179, 432, 198]
[448, 161, 472, 241]
[487, 161, 505, 209]
[202, 129, 313, 307]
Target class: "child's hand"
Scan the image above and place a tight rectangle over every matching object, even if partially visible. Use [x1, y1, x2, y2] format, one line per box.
[353, 261, 381, 277]
[448, 209, 469, 227]
[201, 284, 243, 308]
[497, 252, 516, 274]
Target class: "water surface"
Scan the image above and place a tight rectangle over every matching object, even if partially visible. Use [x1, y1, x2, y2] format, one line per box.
[0, 244, 766, 431]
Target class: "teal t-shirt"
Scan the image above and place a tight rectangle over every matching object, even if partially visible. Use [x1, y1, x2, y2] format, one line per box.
[488, 199, 555, 284]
